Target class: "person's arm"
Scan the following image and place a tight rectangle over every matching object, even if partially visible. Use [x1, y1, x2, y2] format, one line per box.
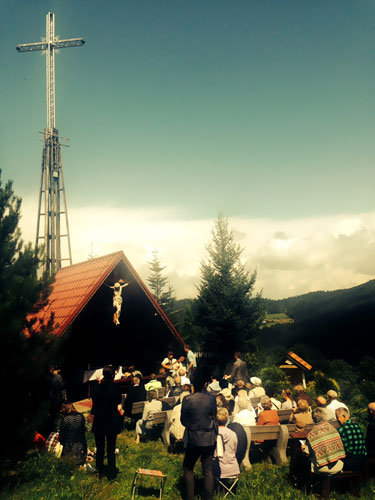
[142, 402, 149, 421]
[161, 358, 171, 370]
[180, 398, 188, 427]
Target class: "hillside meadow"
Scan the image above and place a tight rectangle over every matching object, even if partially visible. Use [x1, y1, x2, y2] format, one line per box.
[1, 428, 374, 500]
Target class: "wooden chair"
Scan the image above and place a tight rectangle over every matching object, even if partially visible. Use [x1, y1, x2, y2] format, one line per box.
[313, 470, 361, 499]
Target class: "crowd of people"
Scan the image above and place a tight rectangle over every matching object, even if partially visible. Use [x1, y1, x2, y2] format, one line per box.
[41, 351, 375, 498]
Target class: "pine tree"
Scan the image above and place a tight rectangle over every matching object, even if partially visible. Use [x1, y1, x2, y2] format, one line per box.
[0, 171, 58, 465]
[196, 214, 264, 359]
[147, 250, 176, 316]
[147, 250, 168, 302]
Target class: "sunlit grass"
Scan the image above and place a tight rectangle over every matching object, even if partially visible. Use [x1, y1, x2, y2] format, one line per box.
[1, 428, 374, 499]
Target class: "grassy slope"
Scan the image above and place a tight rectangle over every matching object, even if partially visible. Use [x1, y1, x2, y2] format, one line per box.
[2, 429, 375, 500]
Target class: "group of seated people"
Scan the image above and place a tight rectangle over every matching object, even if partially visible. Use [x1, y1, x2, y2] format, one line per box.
[123, 367, 375, 482]
[45, 358, 375, 495]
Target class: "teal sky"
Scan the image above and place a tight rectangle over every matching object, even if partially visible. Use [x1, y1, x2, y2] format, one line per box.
[0, 1, 374, 298]
[1, 0, 374, 219]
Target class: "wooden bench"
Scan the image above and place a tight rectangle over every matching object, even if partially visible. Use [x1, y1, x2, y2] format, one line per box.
[243, 424, 290, 468]
[277, 409, 293, 423]
[131, 397, 176, 417]
[139, 411, 171, 445]
[157, 386, 167, 399]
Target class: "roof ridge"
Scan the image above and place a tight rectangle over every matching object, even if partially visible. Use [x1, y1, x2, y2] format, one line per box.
[58, 251, 124, 272]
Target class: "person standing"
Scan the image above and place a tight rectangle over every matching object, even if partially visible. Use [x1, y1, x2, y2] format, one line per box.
[226, 352, 249, 384]
[184, 345, 197, 378]
[90, 365, 124, 478]
[45, 365, 67, 434]
[181, 368, 218, 500]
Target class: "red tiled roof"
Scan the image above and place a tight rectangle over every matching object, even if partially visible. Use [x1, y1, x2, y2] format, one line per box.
[287, 351, 312, 371]
[27, 251, 185, 347]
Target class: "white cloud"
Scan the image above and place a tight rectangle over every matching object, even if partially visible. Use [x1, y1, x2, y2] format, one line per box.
[19, 197, 374, 299]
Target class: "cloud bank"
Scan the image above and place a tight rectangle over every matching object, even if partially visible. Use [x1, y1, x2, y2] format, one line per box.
[19, 198, 374, 299]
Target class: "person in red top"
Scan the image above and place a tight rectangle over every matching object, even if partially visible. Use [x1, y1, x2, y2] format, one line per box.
[257, 397, 280, 426]
[255, 397, 280, 461]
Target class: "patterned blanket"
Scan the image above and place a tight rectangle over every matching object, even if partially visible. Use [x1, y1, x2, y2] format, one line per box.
[307, 421, 345, 467]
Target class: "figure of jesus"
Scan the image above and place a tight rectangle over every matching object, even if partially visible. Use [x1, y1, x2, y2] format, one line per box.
[109, 280, 128, 325]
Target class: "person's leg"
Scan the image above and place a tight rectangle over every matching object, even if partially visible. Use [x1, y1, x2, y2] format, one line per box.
[183, 446, 200, 500]
[106, 433, 117, 473]
[200, 445, 216, 500]
[94, 432, 105, 471]
[135, 419, 143, 443]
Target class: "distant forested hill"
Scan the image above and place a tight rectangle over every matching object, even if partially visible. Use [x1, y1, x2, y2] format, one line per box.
[260, 280, 375, 361]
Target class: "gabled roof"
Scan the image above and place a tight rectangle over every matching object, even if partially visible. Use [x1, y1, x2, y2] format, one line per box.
[286, 351, 312, 371]
[28, 251, 185, 347]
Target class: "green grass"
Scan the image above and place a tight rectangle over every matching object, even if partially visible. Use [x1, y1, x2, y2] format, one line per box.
[1, 429, 374, 499]
[266, 313, 291, 320]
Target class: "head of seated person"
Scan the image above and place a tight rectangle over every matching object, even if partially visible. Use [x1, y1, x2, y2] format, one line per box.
[61, 401, 75, 415]
[261, 396, 272, 411]
[237, 389, 248, 400]
[132, 376, 140, 386]
[312, 407, 328, 423]
[216, 394, 230, 410]
[147, 390, 158, 402]
[237, 396, 251, 412]
[297, 399, 310, 413]
[236, 379, 245, 390]
[316, 396, 327, 408]
[178, 368, 186, 377]
[217, 407, 229, 427]
[173, 376, 181, 386]
[182, 384, 193, 394]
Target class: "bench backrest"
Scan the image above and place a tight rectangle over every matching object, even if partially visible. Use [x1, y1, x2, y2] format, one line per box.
[132, 401, 145, 415]
[249, 424, 281, 440]
[157, 387, 167, 398]
[277, 409, 293, 423]
[287, 419, 339, 435]
[151, 411, 168, 425]
[131, 396, 176, 415]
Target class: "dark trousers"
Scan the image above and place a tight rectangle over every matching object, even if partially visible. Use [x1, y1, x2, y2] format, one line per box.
[94, 432, 117, 472]
[183, 444, 215, 500]
[343, 456, 365, 471]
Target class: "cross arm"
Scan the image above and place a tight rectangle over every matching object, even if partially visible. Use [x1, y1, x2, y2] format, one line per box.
[16, 42, 48, 52]
[54, 38, 86, 49]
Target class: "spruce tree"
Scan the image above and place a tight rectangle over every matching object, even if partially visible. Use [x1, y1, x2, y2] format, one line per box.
[196, 214, 264, 359]
[147, 250, 176, 315]
[0, 171, 57, 466]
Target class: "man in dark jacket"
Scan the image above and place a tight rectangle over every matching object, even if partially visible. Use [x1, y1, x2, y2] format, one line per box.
[91, 365, 124, 478]
[225, 352, 249, 384]
[123, 376, 147, 417]
[181, 367, 218, 500]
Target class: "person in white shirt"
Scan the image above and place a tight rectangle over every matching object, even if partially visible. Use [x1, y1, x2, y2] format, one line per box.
[326, 390, 348, 414]
[178, 367, 191, 386]
[249, 377, 266, 398]
[233, 397, 256, 426]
